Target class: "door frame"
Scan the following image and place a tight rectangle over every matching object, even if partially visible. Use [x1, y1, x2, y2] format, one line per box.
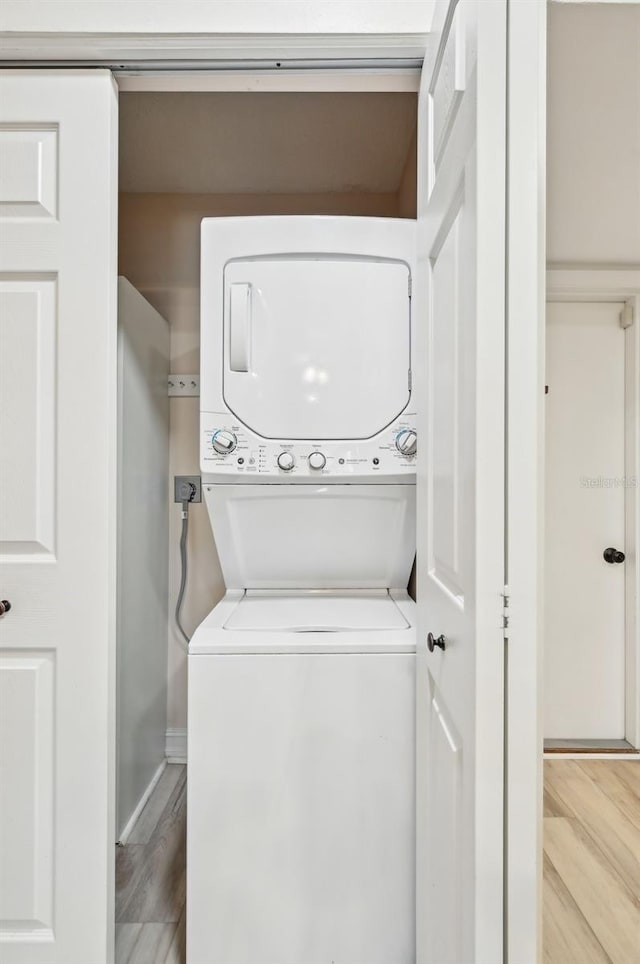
[505, 3, 547, 962]
[547, 268, 640, 750]
[2, 12, 548, 962]
[0, 31, 429, 66]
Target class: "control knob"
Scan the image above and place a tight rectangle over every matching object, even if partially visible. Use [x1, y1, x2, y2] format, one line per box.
[212, 430, 237, 455]
[277, 452, 295, 472]
[396, 429, 417, 457]
[308, 451, 326, 470]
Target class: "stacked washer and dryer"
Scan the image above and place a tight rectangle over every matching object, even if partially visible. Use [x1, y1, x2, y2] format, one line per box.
[188, 217, 417, 964]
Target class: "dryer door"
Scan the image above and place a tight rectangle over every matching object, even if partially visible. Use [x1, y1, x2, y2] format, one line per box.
[223, 257, 411, 440]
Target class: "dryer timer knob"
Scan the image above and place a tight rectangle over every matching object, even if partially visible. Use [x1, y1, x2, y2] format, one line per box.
[212, 430, 237, 455]
[396, 429, 417, 457]
[277, 452, 295, 472]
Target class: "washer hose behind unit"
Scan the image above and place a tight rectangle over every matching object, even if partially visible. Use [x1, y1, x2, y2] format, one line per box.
[175, 501, 191, 646]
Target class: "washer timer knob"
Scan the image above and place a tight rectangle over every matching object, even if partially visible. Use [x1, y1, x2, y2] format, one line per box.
[277, 452, 295, 472]
[308, 451, 326, 470]
[212, 430, 237, 455]
[396, 429, 417, 457]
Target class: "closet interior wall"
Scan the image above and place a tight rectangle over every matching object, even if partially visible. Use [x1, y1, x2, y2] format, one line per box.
[118, 90, 418, 735]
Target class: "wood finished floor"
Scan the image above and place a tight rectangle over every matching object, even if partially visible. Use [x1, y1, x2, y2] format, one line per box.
[544, 760, 640, 964]
[116, 760, 640, 963]
[116, 764, 186, 964]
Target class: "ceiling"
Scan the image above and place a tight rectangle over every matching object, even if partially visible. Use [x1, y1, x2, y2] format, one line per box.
[119, 92, 417, 195]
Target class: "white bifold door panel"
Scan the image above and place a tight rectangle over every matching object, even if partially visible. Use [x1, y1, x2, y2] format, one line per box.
[0, 72, 117, 963]
[545, 301, 626, 739]
[223, 258, 411, 439]
[415, 3, 507, 962]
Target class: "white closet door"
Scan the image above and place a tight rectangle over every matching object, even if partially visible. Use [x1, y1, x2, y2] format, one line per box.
[545, 300, 626, 739]
[415, 3, 507, 962]
[0, 71, 117, 963]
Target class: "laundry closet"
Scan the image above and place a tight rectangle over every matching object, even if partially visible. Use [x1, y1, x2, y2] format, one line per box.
[116, 92, 418, 752]
[115, 86, 420, 948]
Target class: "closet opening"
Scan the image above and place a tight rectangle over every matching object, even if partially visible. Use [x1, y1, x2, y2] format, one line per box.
[114, 86, 418, 959]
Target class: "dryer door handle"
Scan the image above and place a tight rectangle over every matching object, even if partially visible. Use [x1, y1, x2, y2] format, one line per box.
[229, 283, 251, 372]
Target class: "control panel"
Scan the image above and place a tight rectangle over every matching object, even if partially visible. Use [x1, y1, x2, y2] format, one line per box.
[201, 413, 417, 483]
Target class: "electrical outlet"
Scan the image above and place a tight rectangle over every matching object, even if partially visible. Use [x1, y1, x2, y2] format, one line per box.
[174, 475, 202, 503]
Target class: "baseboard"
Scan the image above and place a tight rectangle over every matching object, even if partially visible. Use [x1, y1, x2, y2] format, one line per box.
[544, 738, 633, 752]
[543, 752, 639, 761]
[165, 727, 187, 764]
[117, 759, 167, 845]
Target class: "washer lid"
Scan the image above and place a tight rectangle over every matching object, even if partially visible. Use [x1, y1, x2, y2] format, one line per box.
[204, 483, 416, 592]
[223, 590, 410, 632]
[222, 257, 411, 440]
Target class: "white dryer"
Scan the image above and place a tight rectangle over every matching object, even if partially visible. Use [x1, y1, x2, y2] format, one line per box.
[188, 217, 417, 964]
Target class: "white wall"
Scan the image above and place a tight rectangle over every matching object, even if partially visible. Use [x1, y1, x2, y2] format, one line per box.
[0, 1, 433, 34]
[117, 280, 169, 837]
[119, 190, 404, 730]
[547, 2, 640, 265]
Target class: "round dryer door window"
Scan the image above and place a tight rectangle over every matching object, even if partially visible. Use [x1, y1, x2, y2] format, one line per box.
[222, 257, 411, 440]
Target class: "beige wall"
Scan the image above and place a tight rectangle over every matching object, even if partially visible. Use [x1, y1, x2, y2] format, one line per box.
[119, 190, 410, 730]
[397, 128, 417, 220]
[547, 3, 640, 265]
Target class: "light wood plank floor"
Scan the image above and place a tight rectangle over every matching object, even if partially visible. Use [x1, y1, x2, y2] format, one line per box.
[116, 760, 640, 963]
[544, 759, 640, 964]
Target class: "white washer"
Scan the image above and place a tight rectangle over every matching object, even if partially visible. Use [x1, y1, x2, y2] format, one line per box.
[188, 217, 417, 964]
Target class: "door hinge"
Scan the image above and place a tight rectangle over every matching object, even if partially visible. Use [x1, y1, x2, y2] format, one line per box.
[620, 302, 634, 329]
[408, 275, 412, 298]
[502, 585, 510, 632]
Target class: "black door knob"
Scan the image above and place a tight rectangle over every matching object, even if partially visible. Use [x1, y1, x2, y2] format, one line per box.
[603, 547, 625, 564]
[0, 600, 11, 615]
[427, 632, 446, 652]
